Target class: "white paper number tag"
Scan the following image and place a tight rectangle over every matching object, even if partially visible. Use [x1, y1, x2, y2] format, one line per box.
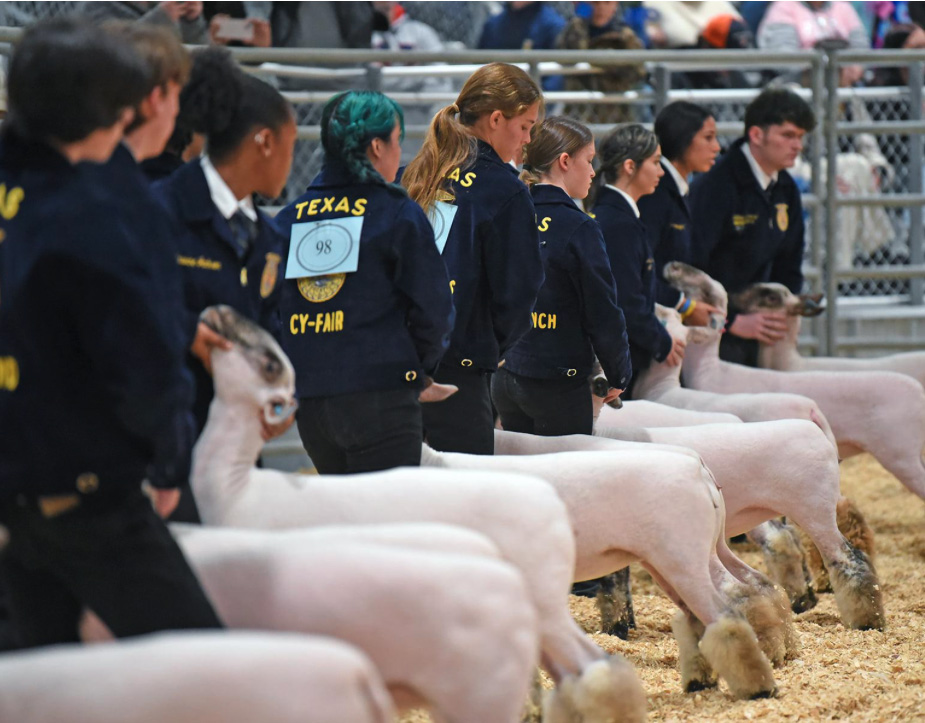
[427, 201, 458, 255]
[285, 217, 364, 279]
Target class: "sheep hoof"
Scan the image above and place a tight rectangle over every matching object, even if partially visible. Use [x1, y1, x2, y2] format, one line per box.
[791, 586, 818, 614]
[829, 544, 886, 631]
[684, 679, 717, 693]
[750, 687, 778, 700]
[699, 615, 777, 700]
[602, 621, 630, 640]
[542, 657, 647, 723]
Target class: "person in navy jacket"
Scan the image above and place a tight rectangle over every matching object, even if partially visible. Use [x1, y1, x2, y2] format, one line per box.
[591, 124, 687, 398]
[638, 101, 721, 327]
[689, 87, 815, 366]
[274, 90, 455, 475]
[403, 62, 545, 455]
[492, 116, 631, 436]
[0, 18, 221, 649]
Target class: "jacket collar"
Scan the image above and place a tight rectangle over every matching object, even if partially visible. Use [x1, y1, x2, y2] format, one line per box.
[531, 183, 581, 209]
[595, 184, 641, 219]
[728, 136, 794, 197]
[476, 139, 518, 177]
[171, 159, 247, 251]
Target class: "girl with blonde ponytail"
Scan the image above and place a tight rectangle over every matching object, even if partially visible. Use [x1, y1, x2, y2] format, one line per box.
[492, 115, 631, 439]
[402, 62, 545, 455]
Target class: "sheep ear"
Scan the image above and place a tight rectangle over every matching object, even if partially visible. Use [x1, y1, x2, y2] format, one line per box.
[263, 398, 298, 426]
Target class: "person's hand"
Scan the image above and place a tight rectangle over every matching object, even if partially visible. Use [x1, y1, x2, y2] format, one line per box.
[683, 300, 720, 328]
[728, 311, 788, 344]
[664, 336, 686, 367]
[190, 321, 232, 374]
[209, 13, 232, 44]
[249, 18, 272, 47]
[149, 487, 181, 519]
[178, 1, 203, 20]
[601, 387, 623, 405]
[260, 410, 295, 441]
[419, 382, 458, 403]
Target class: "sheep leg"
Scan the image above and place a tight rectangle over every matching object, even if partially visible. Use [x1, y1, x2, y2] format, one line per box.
[786, 505, 885, 631]
[642, 557, 776, 699]
[747, 520, 818, 613]
[595, 568, 636, 639]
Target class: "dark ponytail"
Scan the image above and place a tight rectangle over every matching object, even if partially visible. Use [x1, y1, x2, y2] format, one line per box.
[588, 123, 658, 208]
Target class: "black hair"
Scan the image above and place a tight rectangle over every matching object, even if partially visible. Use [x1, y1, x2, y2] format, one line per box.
[744, 87, 817, 134]
[7, 17, 149, 144]
[181, 51, 293, 164]
[655, 102, 713, 162]
[588, 123, 658, 207]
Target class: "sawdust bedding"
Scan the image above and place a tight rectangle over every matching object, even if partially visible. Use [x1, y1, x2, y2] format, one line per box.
[402, 454, 925, 722]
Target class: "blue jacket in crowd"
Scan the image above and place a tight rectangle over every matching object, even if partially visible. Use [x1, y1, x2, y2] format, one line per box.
[689, 137, 805, 324]
[477, 2, 566, 90]
[440, 140, 545, 372]
[274, 162, 454, 400]
[503, 184, 631, 388]
[0, 129, 192, 498]
[593, 186, 673, 389]
[152, 159, 285, 431]
[637, 163, 691, 308]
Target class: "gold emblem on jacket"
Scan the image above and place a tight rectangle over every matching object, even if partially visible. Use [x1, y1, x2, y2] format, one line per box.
[260, 253, 281, 299]
[775, 204, 789, 232]
[298, 273, 346, 303]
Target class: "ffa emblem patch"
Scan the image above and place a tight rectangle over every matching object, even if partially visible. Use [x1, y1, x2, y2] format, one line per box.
[776, 204, 789, 232]
[298, 273, 346, 303]
[260, 253, 281, 299]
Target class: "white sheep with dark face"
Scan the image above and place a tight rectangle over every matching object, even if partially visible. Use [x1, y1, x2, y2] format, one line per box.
[737, 282, 925, 391]
[666, 263, 925, 503]
[0, 631, 394, 723]
[193, 305, 648, 722]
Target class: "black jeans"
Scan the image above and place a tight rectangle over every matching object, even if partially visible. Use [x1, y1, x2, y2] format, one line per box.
[491, 368, 593, 436]
[297, 387, 423, 474]
[422, 364, 495, 455]
[0, 487, 222, 649]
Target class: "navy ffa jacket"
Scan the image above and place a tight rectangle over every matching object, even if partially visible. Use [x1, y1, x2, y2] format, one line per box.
[593, 186, 673, 385]
[0, 129, 193, 499]
[504, 184, 631, 389]
[440, 140, 544, 371]
[273, 162, 454, 399]
[689, 137, 805, 323]
[637, 164, 691, 308]
[152, 159, 285, 431]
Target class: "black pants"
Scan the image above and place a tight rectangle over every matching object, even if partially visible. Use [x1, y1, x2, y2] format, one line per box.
[0, 487, 222, 649]
[422, 364, 495, 455]
[720, 333, 759, 367]
[491, 368, 593, 436]
[297, 387, 423, 474]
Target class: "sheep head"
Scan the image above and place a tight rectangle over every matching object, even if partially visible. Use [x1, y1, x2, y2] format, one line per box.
[663, 262, 728, 312]
[200, 305, 297, 426]
[731, 284, 825, 318]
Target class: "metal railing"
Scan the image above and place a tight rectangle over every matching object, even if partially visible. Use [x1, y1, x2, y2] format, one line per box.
[0, 26, 922, 354]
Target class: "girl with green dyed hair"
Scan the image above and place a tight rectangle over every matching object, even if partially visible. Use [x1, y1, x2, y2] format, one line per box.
[272, 89, 456, 475]
[320, 90, 406, 187]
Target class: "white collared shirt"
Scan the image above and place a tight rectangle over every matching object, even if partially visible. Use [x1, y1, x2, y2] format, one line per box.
[662, 158, 689, 197]
[740, 143, 778, 192]
[200, 156, 258, 222]
[605, 184, 640, 218]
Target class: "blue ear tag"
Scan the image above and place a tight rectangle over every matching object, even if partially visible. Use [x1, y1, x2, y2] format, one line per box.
[427, 201, 458, 255]
[273, 403, 283, 417]
[286, 217, 365, 279]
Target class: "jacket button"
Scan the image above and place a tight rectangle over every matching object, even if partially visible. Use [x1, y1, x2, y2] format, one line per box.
[461, 359, 473, 367]
[76, 472, 99, 494]
[405, 370, 417, 382]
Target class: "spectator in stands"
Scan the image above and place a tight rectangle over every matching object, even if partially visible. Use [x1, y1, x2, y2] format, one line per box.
[205, 2, 271, 47]
[689, 88, 816, 366]
[642, 0, 742, 48]
[674, 13, 757, 89]
[243, 1, 380, 52]
[478, 2, 566, 90]
[81, 1, 208, 43]
[557, 2, 646, 122]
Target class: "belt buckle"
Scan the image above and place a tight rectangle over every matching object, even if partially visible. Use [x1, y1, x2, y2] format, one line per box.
[37, 494, 81, 519]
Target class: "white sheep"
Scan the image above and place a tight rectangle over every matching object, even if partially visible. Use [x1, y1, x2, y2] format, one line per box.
[194, 305, 647, 722]
[598, 399, 742, 427]
[666, 262, 925, 501]
[736, 282, 925, 390]
[83, 523, 540, 723]
[419, 442, 786, 698]
[631, 305, 838, 449]
[0, 631, 394, 723]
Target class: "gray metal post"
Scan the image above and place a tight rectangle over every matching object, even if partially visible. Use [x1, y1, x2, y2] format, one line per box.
[824, 48, 840, 355]
[529, 61, 542, 89]
[365, 64, 383, 92]
[909, 61, 924, 305]
[654, 65, 670, 114]
[810, 54, 826, 349]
